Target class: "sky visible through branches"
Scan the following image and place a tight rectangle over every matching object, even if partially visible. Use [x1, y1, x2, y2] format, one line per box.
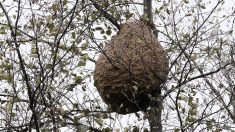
[0, 0, 235, 131]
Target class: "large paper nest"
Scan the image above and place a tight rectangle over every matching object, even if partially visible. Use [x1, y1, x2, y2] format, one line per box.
[94, 21, 169, 114]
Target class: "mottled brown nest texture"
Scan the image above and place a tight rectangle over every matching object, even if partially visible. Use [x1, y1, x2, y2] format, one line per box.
[94, 21, 169, 114]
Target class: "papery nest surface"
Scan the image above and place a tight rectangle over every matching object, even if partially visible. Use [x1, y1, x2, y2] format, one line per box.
[94, 21, 169, 114]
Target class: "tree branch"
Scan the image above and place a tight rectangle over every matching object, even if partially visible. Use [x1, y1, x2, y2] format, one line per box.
[0, 1, 41, 132]
[89, 0, 120, 30]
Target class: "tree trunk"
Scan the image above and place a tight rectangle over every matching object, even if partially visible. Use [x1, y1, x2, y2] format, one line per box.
[146, 93, 163, 132]
[143, 0, 152, 23]
[143, 0, 163, 131]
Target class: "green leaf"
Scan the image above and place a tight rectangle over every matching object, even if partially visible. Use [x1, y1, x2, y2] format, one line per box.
[0, 31, 6, 34]
[81, 43, 89, 50]
[66, 87, 73, 91]
[99, 43, 104, 48]
[31, 48, 37, 54]
[10, 112, 16, 117]
[63, 0, 68, 5]
[46, 64, 53, 69]
[66, 84, 77, 91]
[52, 4, 58, 12]
[143, 128, 149, 132]
[132, 126, 139, 132]
[72, 32, 76, 39]
[3, 75, 13, 82]
[74, 76, 83, 84]
[94, 118, 103, 126]
[95, 27, 103, 30]
[106, 29, 112, 36]
[16, 31, 22, 36]
[200, 3, 206, 9]
[78, 60, 86, 66]
[102, 113, 108, 119]
[74, 116, 79, 123]
[48, 23, 54, 33]
[125, 12, 134, 20]
[76, 37, 83, 44]
[174, 128, 180, 132]
[206, 120, 213, 130]
[183, 0, 189, 3]
[58, 108, 66, 116]
[80, 54, 88, 61]
[94, 80, 99, 87]
[73, 103, 78, 108]
[102, 127, 112, 132]
[190, 109, 197, 116]
[41, 129, 50, 132]
[60, 122, 66, 127]
[100, 29, 105, 34]
[59, 44, 67, 50]
[13, 15, 16, 19]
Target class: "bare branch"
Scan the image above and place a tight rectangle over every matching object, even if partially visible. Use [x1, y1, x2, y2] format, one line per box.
[89, 0, 120, 30]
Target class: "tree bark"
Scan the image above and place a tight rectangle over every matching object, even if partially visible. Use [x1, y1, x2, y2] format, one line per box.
[143, 0, 152, 23]
[143, 0, 163, 131]
[146, 93, 163, 132]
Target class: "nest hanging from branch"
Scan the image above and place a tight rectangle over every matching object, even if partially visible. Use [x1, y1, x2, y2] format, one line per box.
[94, 21, 169, 114]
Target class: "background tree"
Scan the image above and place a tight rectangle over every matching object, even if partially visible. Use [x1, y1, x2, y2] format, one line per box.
[0, 0, 234, 131]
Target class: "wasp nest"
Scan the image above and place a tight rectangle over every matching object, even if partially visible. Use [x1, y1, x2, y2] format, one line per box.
[94, 21, 169, 114]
